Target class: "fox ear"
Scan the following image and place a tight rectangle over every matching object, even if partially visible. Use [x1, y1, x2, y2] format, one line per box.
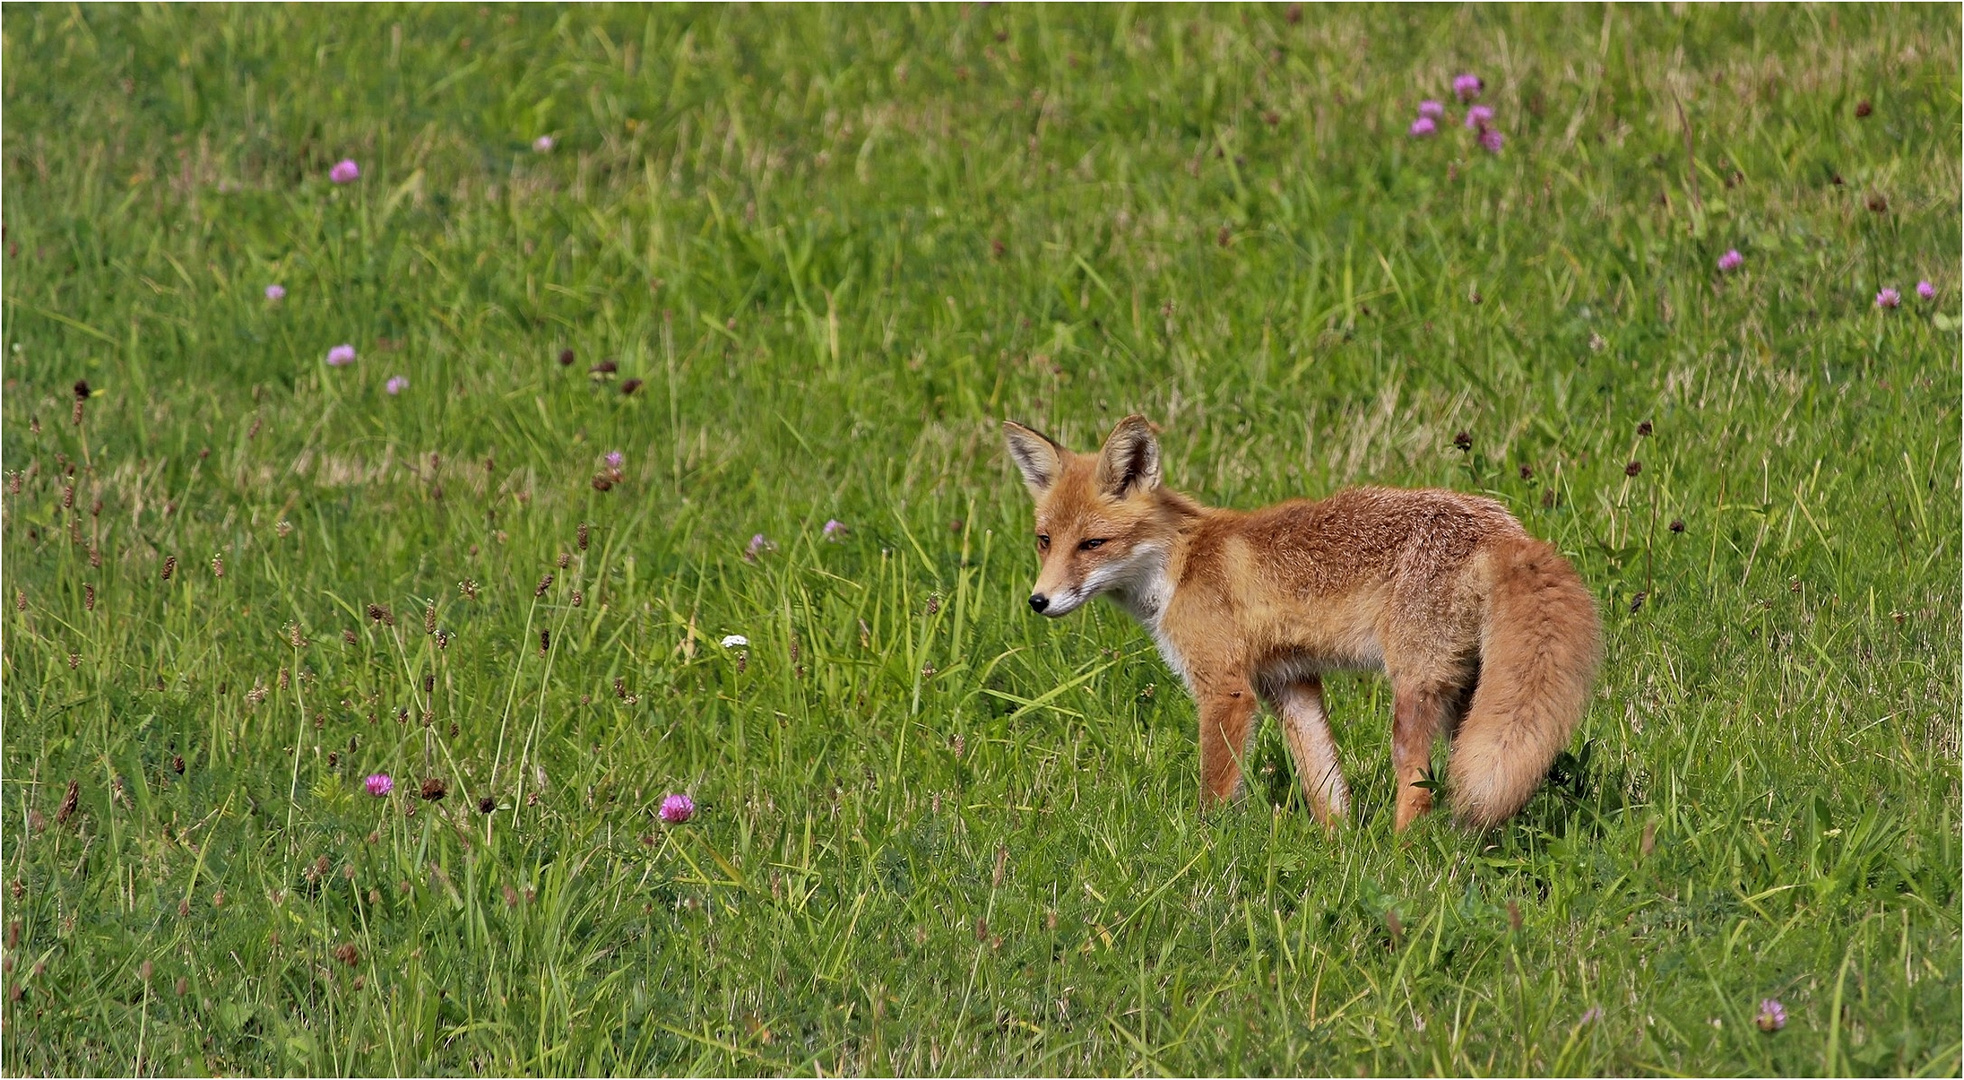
[1097, 415, 1160, 498]
[1002, 421, 1064, 497]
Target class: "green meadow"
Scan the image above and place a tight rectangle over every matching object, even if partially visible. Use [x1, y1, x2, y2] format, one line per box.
[3, 4, 1959, 1074]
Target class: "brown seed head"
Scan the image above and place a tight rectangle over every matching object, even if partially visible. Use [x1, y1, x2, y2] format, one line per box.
[620, 378, 643, 395]
[1507, 900, 1523, 933]
[73, 379, 90, 402]
[1669, 518, 1685, 533]
[558, 348, 576, 367]
[1636, 420, 1653, 437]
[536, 574, 554, 596]
[161, 555, 177, 580]
[478, 796, 496, 815]
[1867, 192, 1888, 214]
[334, 943, 359, 967]
[1625, 461, 1642, 477]
[1453, 431, 1473, 451]
[420, 777, 447, 801]
[55, 780, 78, 825]
[1854, 99, 1872, 118]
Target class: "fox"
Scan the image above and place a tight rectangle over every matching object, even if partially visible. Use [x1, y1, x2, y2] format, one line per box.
[1002, 414, 1601, 830]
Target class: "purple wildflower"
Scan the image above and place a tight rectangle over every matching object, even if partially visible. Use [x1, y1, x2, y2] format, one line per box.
[365, 774, 393, 797]
[326, 344, 357, 367]
[1418, 99, 1445, 119]
[1718, 249, 1744, 272]
[1409, 117, 1437, 137]
[265, 284, 286, 302]
[1465, 104, 1495, 129]
[1917, 280, 1936, 300]
[1876, 287, 1901, 309]
[533, 135, 555, 153]
[746, 533, 773, 560]
[1453, 73, 1483, 101]
[659, 794, 695, 824]
[604, 450, 624, 471]
[823, 519, 847, 540]
[329, 159, 361, 184]
[1580, 1006, 1604, 1025]
[1755, 998, 1786, 1032]
[385, 376, 408, 395]
[1478, 128, 1504, 154]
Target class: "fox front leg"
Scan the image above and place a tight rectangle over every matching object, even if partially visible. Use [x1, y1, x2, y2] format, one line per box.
[1195, 677, 1260, 810]
[1275, 676, 1349, 827]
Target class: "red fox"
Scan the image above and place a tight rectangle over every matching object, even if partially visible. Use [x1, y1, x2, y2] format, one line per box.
[1002, 415, 1600, 830]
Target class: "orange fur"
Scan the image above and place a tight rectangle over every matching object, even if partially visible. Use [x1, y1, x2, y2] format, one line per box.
[1003, 415, 1601, 830]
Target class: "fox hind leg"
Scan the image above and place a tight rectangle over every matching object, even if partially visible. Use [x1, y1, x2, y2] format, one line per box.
[1391, 680, 1459, 832]
[1275, 677, 1349, 826]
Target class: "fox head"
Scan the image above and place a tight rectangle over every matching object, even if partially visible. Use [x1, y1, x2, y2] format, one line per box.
[1001, 415, 1179, 618]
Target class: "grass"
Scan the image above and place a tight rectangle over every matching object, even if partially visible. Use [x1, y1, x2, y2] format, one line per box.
[2, 3, 1959, 1075]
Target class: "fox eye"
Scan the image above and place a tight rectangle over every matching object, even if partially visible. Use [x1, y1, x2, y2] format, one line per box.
[1036, 534, 1050, 550]
[1078, 538, 1107, 551]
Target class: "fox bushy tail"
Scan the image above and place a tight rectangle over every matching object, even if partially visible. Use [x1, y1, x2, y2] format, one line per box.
[1449, 537, 1602, 827]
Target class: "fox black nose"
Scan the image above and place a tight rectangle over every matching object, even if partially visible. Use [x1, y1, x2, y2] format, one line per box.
[1029, 594, 1049, 613]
